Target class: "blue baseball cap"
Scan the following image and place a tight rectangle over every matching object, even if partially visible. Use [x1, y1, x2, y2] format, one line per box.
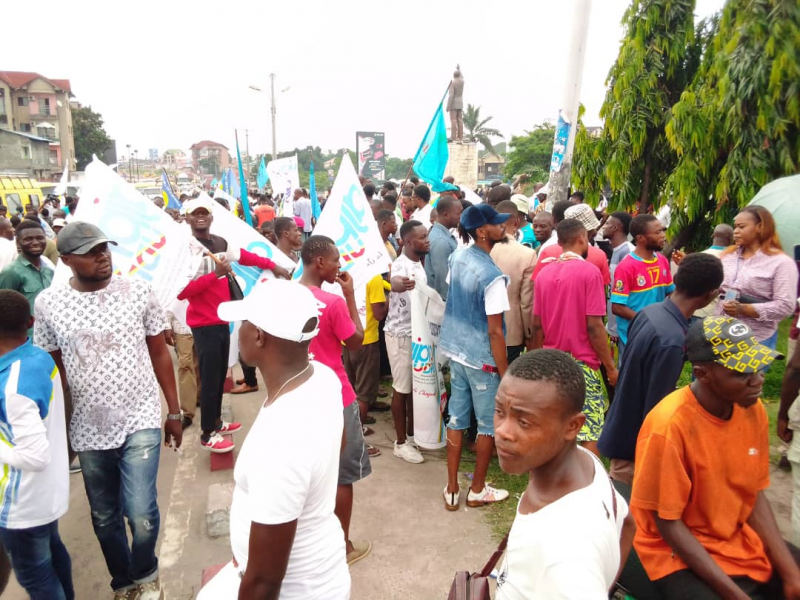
[460, 204, 511, 230]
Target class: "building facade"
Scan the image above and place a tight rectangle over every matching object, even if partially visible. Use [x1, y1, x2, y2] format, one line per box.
[0, 129, 52, 178]
[190, 140, 230, 175]
[0, 71, 76, 178]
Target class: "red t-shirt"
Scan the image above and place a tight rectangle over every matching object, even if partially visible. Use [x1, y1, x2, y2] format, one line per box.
[254, 204, 276, 227]
[533, 256, 607, 369]
[307, 286, 357, 407]
[533, 244, 611, 286]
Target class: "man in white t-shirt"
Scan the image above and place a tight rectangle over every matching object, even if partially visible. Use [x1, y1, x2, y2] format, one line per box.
[0, 291, 72, 599]
[385, 220, 430, 464]
[410, 184, 434, 230]
[199, 279, 349, 600]
[494, 349, 635, 599]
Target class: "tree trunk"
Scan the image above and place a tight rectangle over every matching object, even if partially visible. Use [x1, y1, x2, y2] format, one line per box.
[664, 218, 701, 257]
[639, 153, 653, 215]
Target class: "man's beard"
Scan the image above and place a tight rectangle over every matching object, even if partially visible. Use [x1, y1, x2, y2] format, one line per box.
[489, 235, 509, 248]
[647, 242, 665, 252]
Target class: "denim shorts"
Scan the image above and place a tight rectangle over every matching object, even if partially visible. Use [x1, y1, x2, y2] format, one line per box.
[446, 361, 500, 437]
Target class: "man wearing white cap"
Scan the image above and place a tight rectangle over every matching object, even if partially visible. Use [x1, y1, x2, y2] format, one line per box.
[177, 196, 290, 453]
[199, 280, 350, 600]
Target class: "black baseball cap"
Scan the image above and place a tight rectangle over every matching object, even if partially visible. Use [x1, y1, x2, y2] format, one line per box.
[56, 222, 118, 255]
[686, 316, 782, 373]
[460, 204, 511, 230]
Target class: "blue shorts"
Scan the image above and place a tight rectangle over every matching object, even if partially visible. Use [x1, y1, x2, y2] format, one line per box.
[446, 361, 500, 437]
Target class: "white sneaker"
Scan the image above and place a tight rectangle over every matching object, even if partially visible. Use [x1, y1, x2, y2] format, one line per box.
[136, 577, 164, 600]
[467, 484, 510, 507]
[443, 486, 460, 511]
[393, 441, 424, 464]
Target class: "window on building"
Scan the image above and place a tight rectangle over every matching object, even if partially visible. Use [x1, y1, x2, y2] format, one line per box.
[17, 96, 29, 107]
[21, 146, 31, 159]
[37, 127, 51, 139]
[38, 98, 50, 115]
[50, 149, 58, 165]
[20, 123, 32, 132]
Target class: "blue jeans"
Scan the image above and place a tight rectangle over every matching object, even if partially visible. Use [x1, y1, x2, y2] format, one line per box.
[78, 428, 161, 591]
[0, 520, 73, 600]
[446, 362, 500, 436]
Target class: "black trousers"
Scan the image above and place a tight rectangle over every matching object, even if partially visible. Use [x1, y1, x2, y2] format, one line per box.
[239, 355, 257, 387]
[192, 325, 230, 435]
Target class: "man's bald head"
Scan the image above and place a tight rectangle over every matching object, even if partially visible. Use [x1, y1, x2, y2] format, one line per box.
[712, 223, 734, 247]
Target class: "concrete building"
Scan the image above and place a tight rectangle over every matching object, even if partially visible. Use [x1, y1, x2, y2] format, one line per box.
[0, 71, 76, 178]
[190, 140, 230, 175]
[0, 129, 52, 178]
[477, 142, 506, 182]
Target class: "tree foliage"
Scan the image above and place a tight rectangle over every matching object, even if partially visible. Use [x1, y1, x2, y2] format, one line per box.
[665, 0, 800, 243]
[463, 104, 504, 154]
[574, 0, 699, 213]
[503, 123, 555, 182]
[72, 105, 112, 171]
[385, 156, 416, 180]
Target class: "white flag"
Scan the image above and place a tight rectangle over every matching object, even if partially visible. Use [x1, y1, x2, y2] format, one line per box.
[293, 155, 391, 325]
[266, 155, 300, 203]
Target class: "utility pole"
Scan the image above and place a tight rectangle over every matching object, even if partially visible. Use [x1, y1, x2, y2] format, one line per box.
[270, 73, 277, 161]
[547, 0, 592, 204]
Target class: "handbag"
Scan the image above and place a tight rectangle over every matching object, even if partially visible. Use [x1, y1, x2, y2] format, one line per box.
[226, 273, 244, 302]
[448, 532, 509, 600]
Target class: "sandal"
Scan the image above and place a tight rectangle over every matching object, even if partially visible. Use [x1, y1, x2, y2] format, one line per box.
[369, 401, 391, 412]
[362, 426, 375, 437]
[367, 445, 381, 457]
[362, 415, 376, 425]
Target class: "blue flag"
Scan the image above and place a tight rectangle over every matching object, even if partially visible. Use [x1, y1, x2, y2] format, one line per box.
[412, 99, 459, 193]
[235, 135, 253, 227]
[211, 177, 218, 189]
[230, 168, 241, 200]
[160, 170, 181, 210]
[257, 157, 269, 191]
[309, 162, 321, 220]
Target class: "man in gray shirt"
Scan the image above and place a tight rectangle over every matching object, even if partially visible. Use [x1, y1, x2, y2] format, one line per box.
[292, 189, 313, 238]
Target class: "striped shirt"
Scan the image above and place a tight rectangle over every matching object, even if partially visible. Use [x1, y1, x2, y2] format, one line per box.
[611, 252, 675, 345]
[717, 247, 798, 342]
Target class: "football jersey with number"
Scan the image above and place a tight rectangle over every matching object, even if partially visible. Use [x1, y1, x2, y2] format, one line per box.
[611, 252, 675, 345]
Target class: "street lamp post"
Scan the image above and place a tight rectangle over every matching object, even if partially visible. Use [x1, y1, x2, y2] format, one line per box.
[249, 75, 281, 161]
[126, 144, 132, 182]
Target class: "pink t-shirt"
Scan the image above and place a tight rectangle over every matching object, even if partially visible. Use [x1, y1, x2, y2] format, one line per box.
[308, 287, 357, 407]
[533, 244, 611, 286]
[533, 257, 607, 370]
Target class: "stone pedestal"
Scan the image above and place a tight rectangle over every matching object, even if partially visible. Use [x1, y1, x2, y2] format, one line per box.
[444, 142, 478, 192]
[206, 482, 234, 537]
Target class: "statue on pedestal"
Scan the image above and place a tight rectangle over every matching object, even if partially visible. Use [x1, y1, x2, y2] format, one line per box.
[447, 65, 464, 143]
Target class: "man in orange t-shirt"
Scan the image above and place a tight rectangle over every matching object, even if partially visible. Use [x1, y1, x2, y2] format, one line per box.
[254, 196, 276, 227]
[631, 316, 800, 599]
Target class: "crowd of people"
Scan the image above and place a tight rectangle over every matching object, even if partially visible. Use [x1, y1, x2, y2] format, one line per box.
[1, 171, 800, 599]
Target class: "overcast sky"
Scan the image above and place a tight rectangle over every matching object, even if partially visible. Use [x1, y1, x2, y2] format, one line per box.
[5, 0, 723, 161]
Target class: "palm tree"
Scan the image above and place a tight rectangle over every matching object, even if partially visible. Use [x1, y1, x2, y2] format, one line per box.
[463, 104, 504, 154]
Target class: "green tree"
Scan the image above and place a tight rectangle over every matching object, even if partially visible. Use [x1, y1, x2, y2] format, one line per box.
[503, 123, 555, 181]
[72, 105, 112, 170]
[463, 104, 504, 154]
[385, 156, 415, 180]
[574, 0, 700, 214]
[665, 0, 800, 248]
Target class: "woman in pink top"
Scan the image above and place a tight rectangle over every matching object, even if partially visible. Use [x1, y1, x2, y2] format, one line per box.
[718, 206, 798, 347]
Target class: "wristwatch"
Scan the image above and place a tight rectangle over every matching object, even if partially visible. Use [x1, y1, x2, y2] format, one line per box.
[166, 413, 182, 421]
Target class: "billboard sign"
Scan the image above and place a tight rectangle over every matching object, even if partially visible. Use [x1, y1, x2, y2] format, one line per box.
[356, 131, 385, 181]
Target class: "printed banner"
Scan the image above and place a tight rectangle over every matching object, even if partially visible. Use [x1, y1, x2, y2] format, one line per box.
[54, 158, 204, 312]
[292, 155, 391, 326]
[266, 155, 300, 202]
[356, 132, 386, 180]
[550, 111, 571, 173]
[411, 283, 447, 450]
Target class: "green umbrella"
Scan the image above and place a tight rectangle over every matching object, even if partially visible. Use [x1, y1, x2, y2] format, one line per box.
[748, 174, 800, 253]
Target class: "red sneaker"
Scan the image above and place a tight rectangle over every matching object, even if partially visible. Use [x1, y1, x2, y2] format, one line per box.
[216, 421, 242, 434]
[201, 433, 235, 453]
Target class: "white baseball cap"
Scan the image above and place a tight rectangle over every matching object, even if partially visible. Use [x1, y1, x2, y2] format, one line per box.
[217, 279, 320, 343]
[183, 196, 214, 214]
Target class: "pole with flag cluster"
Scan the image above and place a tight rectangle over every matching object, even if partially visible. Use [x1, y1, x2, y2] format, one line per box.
[235, 130, 254, 227]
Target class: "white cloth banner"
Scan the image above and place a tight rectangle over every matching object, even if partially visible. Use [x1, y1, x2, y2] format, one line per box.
[410, 283, 448, 450]
[54, 158, 204, 312]
[196, 192, 297, 366]
[267, 155, 300, 205]
[292, 156, 391, 326]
